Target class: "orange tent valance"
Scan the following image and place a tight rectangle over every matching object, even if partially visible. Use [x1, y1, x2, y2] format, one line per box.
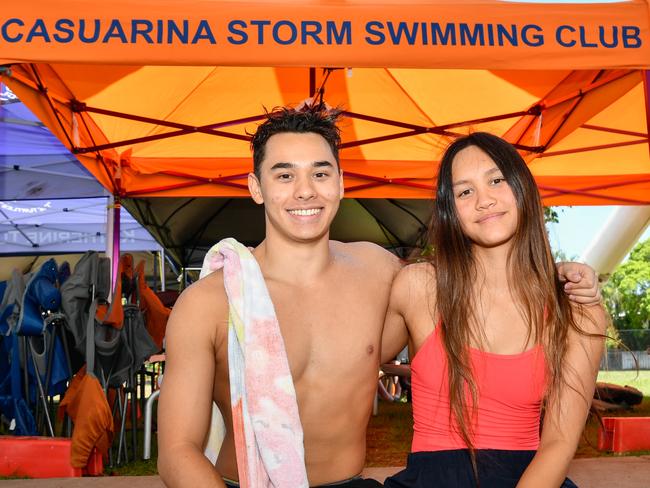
[2, 0, 650, 69]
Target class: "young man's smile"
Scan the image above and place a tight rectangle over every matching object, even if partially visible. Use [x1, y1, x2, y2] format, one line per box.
[287, 207, 324, 217]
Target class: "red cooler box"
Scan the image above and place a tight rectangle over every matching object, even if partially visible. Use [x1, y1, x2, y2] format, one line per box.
[0, 436, 103, 478]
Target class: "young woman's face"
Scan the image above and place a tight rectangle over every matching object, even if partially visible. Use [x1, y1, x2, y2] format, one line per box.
[451, 145, 519, 250]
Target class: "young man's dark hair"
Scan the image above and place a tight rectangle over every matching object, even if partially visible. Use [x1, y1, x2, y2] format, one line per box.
[250, 104, 343, 179]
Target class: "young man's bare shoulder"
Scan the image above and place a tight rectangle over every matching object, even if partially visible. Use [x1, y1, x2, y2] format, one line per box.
[167, 270, 228, 335]
[331, 240, 401, 272]
[179, 270, 226, 304]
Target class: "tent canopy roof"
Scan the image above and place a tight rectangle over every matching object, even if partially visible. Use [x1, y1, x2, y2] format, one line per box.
[2, 0, 650, 207]
[0, 85, 105, 200]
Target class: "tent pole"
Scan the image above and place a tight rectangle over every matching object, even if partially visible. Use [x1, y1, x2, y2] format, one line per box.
[643, 69, 650, 156]
[106, 195, 121, 297]
[309, 67, 316, 97]
[106, 195, 114, 294]
[152, 252, 158, 290]
[160, 249, 166, 292]
[112, 198, 121, 294]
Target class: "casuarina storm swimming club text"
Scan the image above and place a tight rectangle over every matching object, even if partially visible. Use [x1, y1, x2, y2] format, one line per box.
[0, 18, 642, 49]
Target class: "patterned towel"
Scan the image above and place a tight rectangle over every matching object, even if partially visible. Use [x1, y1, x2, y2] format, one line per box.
[200, 238, 308, 488]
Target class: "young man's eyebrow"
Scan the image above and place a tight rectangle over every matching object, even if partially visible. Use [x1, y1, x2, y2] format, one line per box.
[270, 162, 294, 171]
[269, 160, 334, 170]
[313, 161, 334, 168]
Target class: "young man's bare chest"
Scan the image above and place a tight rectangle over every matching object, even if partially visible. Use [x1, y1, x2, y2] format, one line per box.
[267, 267, 389, 383]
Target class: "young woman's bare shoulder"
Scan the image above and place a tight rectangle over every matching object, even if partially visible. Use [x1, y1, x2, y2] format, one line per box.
[391, 261, 437, 307]
[399, 261, 437, 286]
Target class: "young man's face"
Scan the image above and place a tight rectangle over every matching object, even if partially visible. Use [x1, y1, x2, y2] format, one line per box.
[248, 131, 344, 244]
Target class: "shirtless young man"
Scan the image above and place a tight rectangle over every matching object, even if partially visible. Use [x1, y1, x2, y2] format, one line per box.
[157, 106, 600, 488]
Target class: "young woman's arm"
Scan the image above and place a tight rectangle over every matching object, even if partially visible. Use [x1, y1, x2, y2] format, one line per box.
[381, 262, 438, 363]
[381, 266, 411, 364]
[516, 305, 608, 488]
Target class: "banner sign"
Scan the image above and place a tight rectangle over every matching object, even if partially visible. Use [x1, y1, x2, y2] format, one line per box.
[0, 199, 161, 254]
[1, 1, 649, 69]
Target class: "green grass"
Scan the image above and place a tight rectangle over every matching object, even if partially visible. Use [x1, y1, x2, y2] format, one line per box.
[597, 370, 650, 396]
[102, 420, 159, 476]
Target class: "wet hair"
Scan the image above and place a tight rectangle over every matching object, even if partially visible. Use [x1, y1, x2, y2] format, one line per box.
[250, 104, 343, 179]
[427, 132, 583, 466]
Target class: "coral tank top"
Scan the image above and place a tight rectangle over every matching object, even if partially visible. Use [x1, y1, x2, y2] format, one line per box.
[411, 325, 547, 452]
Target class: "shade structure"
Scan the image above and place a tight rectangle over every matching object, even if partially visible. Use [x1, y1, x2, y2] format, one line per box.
[0, 86, 162, 261]
[0, 197, 162, 255]
[124, 197, 433, 265]
[1, 1, 650, 220]
[0, 84, 103, 200]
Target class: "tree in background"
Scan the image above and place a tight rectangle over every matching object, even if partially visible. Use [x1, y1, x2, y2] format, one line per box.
[544, 207, 577, 262]
[544, 207, 560, 225]
[602, 238, 650, 350]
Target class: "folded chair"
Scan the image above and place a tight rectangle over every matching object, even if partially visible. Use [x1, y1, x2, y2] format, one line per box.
[14, 259, 72, 436]
[60, 252, 157, 465]
[0, 270, 34, 435]
[116, 254, 159, 462]
[59, 252, 118, 466]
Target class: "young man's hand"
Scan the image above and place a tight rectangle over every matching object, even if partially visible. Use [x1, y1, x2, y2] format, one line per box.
[556, 262, 601, 305]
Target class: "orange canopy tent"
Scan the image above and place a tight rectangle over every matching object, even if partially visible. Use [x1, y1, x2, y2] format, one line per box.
[2, 0, 650, 261]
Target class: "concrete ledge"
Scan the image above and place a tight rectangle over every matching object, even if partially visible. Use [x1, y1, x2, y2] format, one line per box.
[2, 456, 650, 487]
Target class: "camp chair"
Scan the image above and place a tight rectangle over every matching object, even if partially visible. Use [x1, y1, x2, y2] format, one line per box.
[0, 270, 37, 436]
[60, 251, 126, 464]
[0, 269, 26, 336]
[0, 329, 37, 436]
[60, 251, 127, 385]
[58, 261, 71, 286]
[0, 281, 6, 305]
[0, 270, 25, 386]
[57, 296, 113, 468]
[135, 259, 169, 350]
[114, 254, 159, 463]
[14, 259, 72, 436]
[61, 252, 157, 464]
[17, 258, 60, 336]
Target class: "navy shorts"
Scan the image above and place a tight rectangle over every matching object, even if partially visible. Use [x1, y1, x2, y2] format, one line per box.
[224, 476, 383, 488]
[384, 450, 578, 488]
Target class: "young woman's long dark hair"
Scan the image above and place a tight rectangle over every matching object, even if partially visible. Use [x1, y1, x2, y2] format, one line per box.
[428, 132, 581, 459]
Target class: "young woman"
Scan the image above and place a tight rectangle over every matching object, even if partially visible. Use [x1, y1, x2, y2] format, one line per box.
[383, 133, 607, 488]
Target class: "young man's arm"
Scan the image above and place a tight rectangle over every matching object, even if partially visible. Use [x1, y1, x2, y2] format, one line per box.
[556, 262, 601, 305]
[157, 275, 228, 488]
